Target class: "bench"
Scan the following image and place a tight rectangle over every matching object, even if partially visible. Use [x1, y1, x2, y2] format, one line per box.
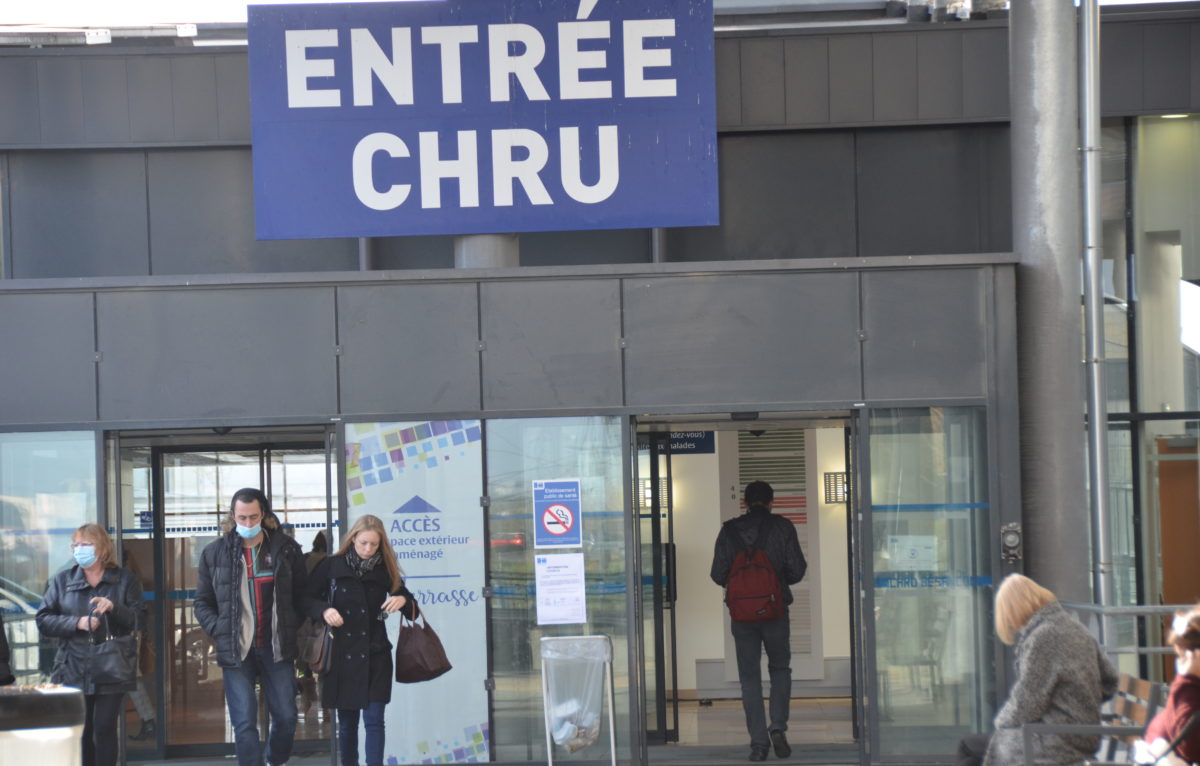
[1020, 673, 1165, 765]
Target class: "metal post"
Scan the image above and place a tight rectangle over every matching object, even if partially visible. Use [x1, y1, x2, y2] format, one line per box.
[1009, 0, 1090, 601]
[1079, 0, 1115, 645]
[454, 234, 519, 268]
[357, 236, 374, 271]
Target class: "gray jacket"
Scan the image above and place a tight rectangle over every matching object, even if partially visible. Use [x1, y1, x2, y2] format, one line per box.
[984, 600, 1118, 766]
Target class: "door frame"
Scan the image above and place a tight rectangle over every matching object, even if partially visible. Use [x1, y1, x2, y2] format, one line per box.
[107, 428, 337, 762]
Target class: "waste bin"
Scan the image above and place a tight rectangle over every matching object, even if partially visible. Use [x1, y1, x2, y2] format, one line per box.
[0, 685, 85, 766]
[540, 635, 616, 766]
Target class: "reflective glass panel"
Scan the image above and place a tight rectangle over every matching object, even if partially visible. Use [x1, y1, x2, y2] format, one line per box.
[868, 407, 995, 756]
[487, 416, 631, 763]
[0, 431, 97, 685]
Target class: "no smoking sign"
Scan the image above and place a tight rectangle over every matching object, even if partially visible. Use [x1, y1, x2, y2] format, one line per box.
[532, 479, 582, 548]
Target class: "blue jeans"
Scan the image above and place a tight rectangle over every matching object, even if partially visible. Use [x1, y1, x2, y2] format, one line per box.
[338, 701, 387, 766]
[731, 615, 792, 749]
[222, 647, 298, 766]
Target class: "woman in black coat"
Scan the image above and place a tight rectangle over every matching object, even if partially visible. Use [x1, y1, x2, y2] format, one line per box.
[307, 514, 417, 766]
[36, 523, 145, 766]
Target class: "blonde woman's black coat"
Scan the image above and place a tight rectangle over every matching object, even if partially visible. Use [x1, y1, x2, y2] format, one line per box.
[306, 555, 417, 710]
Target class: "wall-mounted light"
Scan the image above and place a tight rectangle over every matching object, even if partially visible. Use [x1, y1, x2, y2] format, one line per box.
[824, 472, 847, 504]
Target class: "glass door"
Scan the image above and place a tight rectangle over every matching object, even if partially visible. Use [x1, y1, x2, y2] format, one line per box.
[109, 436, 337, 760]
[861, 407, 996, 761]
[637, 432, 678, 744]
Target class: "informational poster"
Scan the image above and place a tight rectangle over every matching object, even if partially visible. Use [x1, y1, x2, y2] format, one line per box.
[345, 420, 488, 763]
[532, 478, 582, 548]
[887, 535, 938, 572]
[534, 553, 587, 626]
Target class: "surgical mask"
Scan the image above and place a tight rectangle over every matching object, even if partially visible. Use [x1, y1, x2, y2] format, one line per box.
[235, 523, 262, 539]
[73, 544, 97, 568]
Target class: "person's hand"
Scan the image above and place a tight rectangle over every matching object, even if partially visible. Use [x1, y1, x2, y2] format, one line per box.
[323, 608, 343, 627]
[1177, 648, 1200, 678]
[381, 595, 407, 614]
[77, 615, 99, 631]
[89, 596, 114, 614]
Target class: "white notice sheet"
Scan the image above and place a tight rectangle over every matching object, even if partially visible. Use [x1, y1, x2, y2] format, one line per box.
[534, 552, 587, 626]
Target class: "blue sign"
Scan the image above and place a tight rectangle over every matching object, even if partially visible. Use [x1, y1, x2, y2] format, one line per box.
[532, 478, 582, 548]
[247, 0, 718, 240]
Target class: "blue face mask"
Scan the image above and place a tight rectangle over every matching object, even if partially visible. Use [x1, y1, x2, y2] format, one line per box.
[73, 544, 97, 568]
[236, 523, 262, 539]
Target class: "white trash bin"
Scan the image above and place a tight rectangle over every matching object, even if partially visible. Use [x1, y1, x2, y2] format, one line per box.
[0, 685, 85, 766]
[540, 635, 616, 766]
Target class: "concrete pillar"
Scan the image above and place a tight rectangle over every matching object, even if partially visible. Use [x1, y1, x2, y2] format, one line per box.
[1009, 0, 1091, 602]
[454, 234, 519, 269]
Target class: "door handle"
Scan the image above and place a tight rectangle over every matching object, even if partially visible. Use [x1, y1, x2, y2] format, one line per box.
[666, 542, 677, 604]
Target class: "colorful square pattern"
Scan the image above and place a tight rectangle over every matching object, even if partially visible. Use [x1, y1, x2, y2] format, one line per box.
[347, 420, 481, 508]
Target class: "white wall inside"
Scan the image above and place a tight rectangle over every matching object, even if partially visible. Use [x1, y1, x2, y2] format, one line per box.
[670, 441, 727, 692]
[669, 426, 851, 693]
[814, 427, 851, 658]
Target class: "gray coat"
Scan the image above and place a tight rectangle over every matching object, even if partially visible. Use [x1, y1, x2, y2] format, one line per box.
[984, 601, 1118, 766]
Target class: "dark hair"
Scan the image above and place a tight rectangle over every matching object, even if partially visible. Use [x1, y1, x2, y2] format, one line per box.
[223, 488, 278, 533]
[230, 487, 271, 516]
[312, 530, 328, 553]
[745, 480, 774, 507]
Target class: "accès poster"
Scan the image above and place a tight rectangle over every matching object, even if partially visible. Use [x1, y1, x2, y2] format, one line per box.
[345, 420, 488, 763]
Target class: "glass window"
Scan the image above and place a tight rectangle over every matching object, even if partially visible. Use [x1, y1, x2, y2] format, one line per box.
[868, 407, 995, 756]
[1134, 115, 1200, 415]
[486, 416, 631, 763]
[0, 431, 97, 684]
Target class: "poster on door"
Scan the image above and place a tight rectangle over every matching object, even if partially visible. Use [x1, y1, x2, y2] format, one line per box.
[345, 420, 488, 763]
[532, 478, 582, 548]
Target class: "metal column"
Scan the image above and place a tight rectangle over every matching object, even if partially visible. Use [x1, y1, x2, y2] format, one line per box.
[1009, 0, 1090, 601]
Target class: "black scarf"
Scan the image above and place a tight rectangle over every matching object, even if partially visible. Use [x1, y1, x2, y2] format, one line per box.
[346, 549, 382, 578]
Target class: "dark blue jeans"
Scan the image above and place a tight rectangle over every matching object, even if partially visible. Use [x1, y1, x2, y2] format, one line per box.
[338, 701, 387, 766]
[222, 647, 298, 766]
[731, 615, 792, 749]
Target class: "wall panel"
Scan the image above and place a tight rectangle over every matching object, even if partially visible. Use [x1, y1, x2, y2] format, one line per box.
[480, 280, 622, 410]
[0, 293, 96, 425]
[96, 288, 337, 421]
[861, 268, 987, 399]
[338, 283, 481, 415]
[623, 272, 861, 406]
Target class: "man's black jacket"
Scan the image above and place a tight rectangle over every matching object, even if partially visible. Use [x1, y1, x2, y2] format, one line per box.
[710, 505, 807, 605]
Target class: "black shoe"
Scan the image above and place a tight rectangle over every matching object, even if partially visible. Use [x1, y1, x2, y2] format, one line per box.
[131, 719, 156, 742]
[749, 746, 769, 762]
[770, 729, 791, 759]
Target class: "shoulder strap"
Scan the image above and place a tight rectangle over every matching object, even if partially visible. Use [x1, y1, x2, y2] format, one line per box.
[1154, 710, 1200, 765]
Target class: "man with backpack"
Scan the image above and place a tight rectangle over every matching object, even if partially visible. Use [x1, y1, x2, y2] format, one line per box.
[711, 480, 808, 762]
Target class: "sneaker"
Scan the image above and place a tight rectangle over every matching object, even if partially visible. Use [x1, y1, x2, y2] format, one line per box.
[130, 720, 156, 742]
[770, 729, 791, 759]
[749, 746, 769, 762]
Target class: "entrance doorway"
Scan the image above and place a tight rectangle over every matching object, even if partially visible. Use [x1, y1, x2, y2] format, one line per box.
[106, 427, 337, 761]
[634, 412, 860, 764]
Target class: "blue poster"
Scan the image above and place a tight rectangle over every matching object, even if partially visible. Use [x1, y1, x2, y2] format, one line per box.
[247, 0, 717, 239]
[345, 420, 488, 763]
[532, 478, 582, 548]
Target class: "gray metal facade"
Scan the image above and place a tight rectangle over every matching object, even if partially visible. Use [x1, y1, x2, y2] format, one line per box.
[0, 257, 1016, 429]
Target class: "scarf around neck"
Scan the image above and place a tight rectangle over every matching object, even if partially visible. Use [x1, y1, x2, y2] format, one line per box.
[346, 549, 382, 578]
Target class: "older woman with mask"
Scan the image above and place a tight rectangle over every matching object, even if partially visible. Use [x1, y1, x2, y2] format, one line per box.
[36, 523, 145, 766]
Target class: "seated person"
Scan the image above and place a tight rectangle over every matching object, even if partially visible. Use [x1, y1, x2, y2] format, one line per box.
[1137, 605, 1200, 765]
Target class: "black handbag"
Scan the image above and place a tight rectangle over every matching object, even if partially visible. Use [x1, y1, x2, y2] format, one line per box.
[394, 613, 452, 684]
[89, 613, 137, 686]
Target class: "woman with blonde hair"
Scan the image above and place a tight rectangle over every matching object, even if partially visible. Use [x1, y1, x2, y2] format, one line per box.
[36, 523, 145, 766]
[957, 573, 1118, 766]
[306, 514, 418, 766]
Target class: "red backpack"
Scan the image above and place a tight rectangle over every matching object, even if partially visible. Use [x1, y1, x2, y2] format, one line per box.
[724, 520, 785, 623]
